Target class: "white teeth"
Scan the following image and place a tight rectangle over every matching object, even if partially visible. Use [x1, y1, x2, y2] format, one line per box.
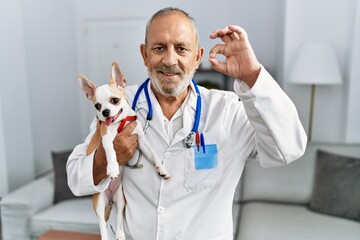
[164, 72, 175, 76]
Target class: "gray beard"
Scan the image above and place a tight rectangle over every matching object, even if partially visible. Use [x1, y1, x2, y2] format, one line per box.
[148, 70, 194, 97]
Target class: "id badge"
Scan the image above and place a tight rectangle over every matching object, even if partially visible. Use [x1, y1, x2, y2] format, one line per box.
[193, 144, 218, 170]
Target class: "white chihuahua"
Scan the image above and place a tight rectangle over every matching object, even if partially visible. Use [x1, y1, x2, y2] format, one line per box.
[78, 62, 170, 240]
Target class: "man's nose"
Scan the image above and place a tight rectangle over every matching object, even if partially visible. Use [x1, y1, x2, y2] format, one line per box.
[162, 48, 177, 66]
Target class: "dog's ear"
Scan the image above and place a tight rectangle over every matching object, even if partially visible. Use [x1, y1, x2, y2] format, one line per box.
[79, 75, 96, 100]
[110, 62, 127, 88]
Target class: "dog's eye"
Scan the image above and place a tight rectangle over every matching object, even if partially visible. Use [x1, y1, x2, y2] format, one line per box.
[111, 98, 120, 104]
[94, 103, 101, 111]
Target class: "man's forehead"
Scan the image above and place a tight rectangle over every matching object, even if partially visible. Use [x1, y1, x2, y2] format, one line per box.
[150, 13, 192, 30]
[147, 14, 197, 45]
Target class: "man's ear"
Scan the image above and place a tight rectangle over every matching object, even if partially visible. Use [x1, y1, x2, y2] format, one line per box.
[140, 44, 148, 67]
[195, 47, 204, 69]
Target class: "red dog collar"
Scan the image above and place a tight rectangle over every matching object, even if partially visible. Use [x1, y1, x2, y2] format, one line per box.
[117, 115, 137, 133]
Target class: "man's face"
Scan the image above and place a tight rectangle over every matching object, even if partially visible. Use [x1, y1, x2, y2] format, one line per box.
[140, 13, 204, 97]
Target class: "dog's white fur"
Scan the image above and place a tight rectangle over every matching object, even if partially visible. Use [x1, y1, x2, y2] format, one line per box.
[79, 62, 170, 240]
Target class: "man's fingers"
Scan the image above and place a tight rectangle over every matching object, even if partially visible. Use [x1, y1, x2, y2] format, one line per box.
[209, 57, 226, 74]
[210, 26, 230, 39]
[120, 121, 137, 135]
[230, 32, 240, 40]
[210, 25, 246, 41]
[209, 43, 232, 74]
[115, 129, 138, 144]
[209, 44, 227, 74]
[209, 44, 225, 58]
[113, 126, 138, 165]
[228, 25, 247, 40]
[119, 134, 138, 148]
[128, 133, 139, 144]
[221, 35, 232, 44]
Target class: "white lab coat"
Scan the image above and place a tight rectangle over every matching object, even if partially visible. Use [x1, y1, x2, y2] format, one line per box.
[67, 67, 307, 240]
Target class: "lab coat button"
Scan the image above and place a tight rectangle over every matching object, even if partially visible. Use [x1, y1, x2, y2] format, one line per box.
[157, 206, 165, 214]
[164, 152, 171, 158]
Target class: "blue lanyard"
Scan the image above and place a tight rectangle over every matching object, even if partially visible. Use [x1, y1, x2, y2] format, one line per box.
[132, 78, 202, 147]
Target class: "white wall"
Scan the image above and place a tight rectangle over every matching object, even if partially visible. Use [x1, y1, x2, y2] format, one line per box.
[346, 0, 360, 143]
[281, 0, 359, 143]
[0, 98, 9, 197]
[0, 0, 35, 191]
[0, 0, 81, 192]
[74, 0, 278, 69]
[20, 0, 81, 175]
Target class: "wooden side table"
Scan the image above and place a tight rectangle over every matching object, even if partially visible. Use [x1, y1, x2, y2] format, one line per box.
[38, 229, 101, 240]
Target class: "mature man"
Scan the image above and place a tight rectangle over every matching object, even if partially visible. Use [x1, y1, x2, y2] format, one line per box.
[67, 7, 307, 240]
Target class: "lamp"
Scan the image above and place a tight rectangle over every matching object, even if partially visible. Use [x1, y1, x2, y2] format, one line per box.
[288, 43, 342, 141]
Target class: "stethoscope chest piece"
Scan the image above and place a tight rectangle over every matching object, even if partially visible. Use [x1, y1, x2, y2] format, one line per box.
[125, 162, 143, 169]
[184, 132, 195, 148]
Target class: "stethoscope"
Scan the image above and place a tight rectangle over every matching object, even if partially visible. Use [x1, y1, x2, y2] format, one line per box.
[125, 78, 202, 169]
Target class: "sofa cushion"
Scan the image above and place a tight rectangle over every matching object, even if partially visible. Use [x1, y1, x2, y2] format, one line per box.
[52, 150, 89, 203]
[31, 198, 99, 238]
[241, 143, 360, 205]
[237, 202, 360, 240]
[309, 150, 360, 221]
[241, 155, 314, 204]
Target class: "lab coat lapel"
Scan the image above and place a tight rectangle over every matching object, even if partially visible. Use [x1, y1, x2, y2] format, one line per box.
[171, 85, 198, 147]
[146, 84, 171, 146]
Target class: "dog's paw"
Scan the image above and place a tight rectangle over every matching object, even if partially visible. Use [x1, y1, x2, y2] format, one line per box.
[156, 166, 170, 179]
[116, 231, 126, 240]
[158, 172, 171, 179]
[108, 170, 119, 179]
[107, 164, 119, 179]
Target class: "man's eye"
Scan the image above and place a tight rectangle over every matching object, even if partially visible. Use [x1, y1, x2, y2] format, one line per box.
[94, 103, 101, 110]
[153, 47, 164, 52]
[177, 47, 187, 52]
[111, 98, 120, 104]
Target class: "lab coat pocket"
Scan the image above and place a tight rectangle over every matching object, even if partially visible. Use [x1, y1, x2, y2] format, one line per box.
[184, 133, 221, 192]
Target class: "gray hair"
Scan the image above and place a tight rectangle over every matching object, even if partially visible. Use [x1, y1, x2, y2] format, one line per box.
[144, 7, 199, 46]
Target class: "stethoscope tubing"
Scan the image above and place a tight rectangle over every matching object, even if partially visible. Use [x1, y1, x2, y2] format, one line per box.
[126, 78, 202, 169]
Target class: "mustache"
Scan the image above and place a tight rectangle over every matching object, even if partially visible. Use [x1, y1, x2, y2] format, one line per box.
[156, 65, 184, 75]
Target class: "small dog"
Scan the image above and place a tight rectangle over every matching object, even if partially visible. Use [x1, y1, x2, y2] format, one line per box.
[79, 62, 170, 240]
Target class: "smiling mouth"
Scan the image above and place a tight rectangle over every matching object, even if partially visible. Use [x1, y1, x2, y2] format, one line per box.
[159, 71, 180, 77]
[156, 65, 182, 77]
[105, 108, 123, 126]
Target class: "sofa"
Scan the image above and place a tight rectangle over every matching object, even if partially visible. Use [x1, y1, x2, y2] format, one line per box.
[1, 142, 360, 240]
[234, 142, 360, 240]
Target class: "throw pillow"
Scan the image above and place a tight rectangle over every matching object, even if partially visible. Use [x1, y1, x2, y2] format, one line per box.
[309, 150, 360, 221]
[52, 150, 88, 203]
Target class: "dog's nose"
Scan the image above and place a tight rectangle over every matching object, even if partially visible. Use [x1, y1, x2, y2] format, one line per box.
[102, 109, 110, 118]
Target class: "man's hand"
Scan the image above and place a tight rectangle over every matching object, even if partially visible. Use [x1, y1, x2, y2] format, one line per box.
[209, 25, 261, 88]
[93, 121, 138, 185]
